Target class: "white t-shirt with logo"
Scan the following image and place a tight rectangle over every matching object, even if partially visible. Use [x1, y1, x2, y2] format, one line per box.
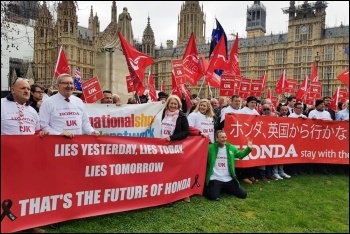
[308, 110, 332, 120]
[39, 93, 95, 135]
[220, 106, 241, 123]
[187, 112, 215, 143]
[1, 98, 40, 135]
[161, 114, 177, 138]
[210, 146, 232, 182]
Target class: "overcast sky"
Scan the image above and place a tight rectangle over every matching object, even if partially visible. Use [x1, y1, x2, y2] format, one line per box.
[72, 1, 349, 47]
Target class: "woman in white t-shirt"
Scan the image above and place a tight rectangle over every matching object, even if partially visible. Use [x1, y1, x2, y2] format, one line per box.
[161, 95, 190, 204]
[187, 99, 215, 143]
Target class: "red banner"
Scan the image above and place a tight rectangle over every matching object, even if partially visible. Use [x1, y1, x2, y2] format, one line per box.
[81, 76, 104, 103]
[224, 114, 349, 168]
[126, 75, 134, 93]
[1, 136, 208, 233]
[285, 79, 297, 94]
[250, 79, 264, 97]
[220, 73, 235, 96]
[238, 77, 251, 99]
[307, 82, 322, 99]
[172, 59, 186, 85]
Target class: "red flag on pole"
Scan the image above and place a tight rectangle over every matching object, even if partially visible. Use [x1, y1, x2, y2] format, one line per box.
[54, 46, 71, 78]
[275, 69, 287, 94]
[206, 34, 227, 74]
[310, 61, 318, 82]
[337, 69, 349, 87]
[200, 54, 220, 88]
[295, 75, 309, 101]
[117, 32, 154, 95]
[182, 32, 203, 86]
[147, 71, 157, 102]
[225, 33, 240, 76]
[267, 88, 272, 100]
[329, 86, 340, 110]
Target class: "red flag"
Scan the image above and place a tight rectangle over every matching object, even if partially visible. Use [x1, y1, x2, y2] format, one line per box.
[161, 80, 165, 92]
[266, 88, 272, 100]
[337, 69, 349, 87]
[180, 83, 192, 110]
[147, 71, 157, 102]
[117, 32, 154, 95]
[295, 75, 309, 101]
[200, 54, 220, 88]
[182, 33, 203, 86]
[171, 71, 182, 97]
[329, 86, 340, 110]
[310, 61, 318, 82]
[275, 69, 287, 95]
[266, 88, 277, 112]
[225, 33, 240, 76]
[206, 34, 227, 75]
[54, 46, 71, 78]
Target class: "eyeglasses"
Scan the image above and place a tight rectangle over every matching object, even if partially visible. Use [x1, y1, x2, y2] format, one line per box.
[34, 91, 44, 94]
[262, 108, 270, 111]
[59, 82, 74, 86]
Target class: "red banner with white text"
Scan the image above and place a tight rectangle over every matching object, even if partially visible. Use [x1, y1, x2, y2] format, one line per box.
[224, 114, 349, 167]
[1, 136, 208, 233]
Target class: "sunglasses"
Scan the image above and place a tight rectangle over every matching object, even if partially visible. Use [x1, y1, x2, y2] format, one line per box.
[262, 108, 270, 111]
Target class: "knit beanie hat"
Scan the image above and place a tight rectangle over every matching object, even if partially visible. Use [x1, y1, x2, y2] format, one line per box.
[247, 96, 257, 103]
[315, 99, 324, 107]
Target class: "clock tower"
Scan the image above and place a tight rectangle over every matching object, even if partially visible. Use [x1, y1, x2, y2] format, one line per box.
[283, 1, 327, 43]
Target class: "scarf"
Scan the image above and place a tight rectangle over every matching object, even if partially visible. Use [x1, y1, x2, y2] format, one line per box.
[164, 109, 179, 125]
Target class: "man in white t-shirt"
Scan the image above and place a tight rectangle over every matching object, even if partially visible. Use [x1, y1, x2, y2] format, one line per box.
[308, 99, 332, 120]
[289, 102, 307, 118]
[39, 73, 100, 138]
[1, 78, 47, 233]
[239, 96, 260, 115]
[219, 95, 241, 130]
[204, 130, 253, 201]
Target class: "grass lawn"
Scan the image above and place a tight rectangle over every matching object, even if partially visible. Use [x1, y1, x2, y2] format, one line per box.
[44, 174, 349, 233]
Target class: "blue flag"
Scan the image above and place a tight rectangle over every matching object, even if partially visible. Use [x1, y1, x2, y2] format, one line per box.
[209, 18, 228, 58]
[345, 45, 349, 56]
[74, 67, 82, 91]
[209, 18, 228, 77]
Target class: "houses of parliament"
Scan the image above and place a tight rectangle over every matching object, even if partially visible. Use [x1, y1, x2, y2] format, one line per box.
[5, 1, 349, 102]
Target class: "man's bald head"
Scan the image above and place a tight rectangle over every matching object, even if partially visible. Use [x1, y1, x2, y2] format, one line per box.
[11, 78, 30, 104]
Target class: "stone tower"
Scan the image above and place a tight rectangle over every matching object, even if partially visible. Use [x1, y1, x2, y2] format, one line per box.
[177, 1, 206, 46]
[141, 15, 156, 58]
[246, 1, 267, 38]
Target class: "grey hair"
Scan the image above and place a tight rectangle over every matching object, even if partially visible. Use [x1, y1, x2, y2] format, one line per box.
[56, 73, 73, 84]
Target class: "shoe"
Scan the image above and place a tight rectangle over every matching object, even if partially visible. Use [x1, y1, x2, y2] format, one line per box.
[273, 174, 283, 180]
[31, 228, 46, 233]
[184, 196, 191, 203]
[249, 177, 257, 182]
[280, 172, 291, 178]
[242, 178, 253, 184]
[267, 175, 278, 181]
[261, 176, 270, 182]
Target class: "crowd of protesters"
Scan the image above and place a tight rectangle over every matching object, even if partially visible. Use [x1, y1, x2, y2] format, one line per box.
[1, 74, 349, 232]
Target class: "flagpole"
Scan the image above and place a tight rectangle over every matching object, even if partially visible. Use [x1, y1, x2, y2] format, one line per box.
[51, 46, 63, 88]
[208, 83, 213, 99]
[198, 75, 206, 97]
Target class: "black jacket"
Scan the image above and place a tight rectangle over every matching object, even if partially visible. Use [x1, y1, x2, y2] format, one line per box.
[161, 110, 190, 141]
